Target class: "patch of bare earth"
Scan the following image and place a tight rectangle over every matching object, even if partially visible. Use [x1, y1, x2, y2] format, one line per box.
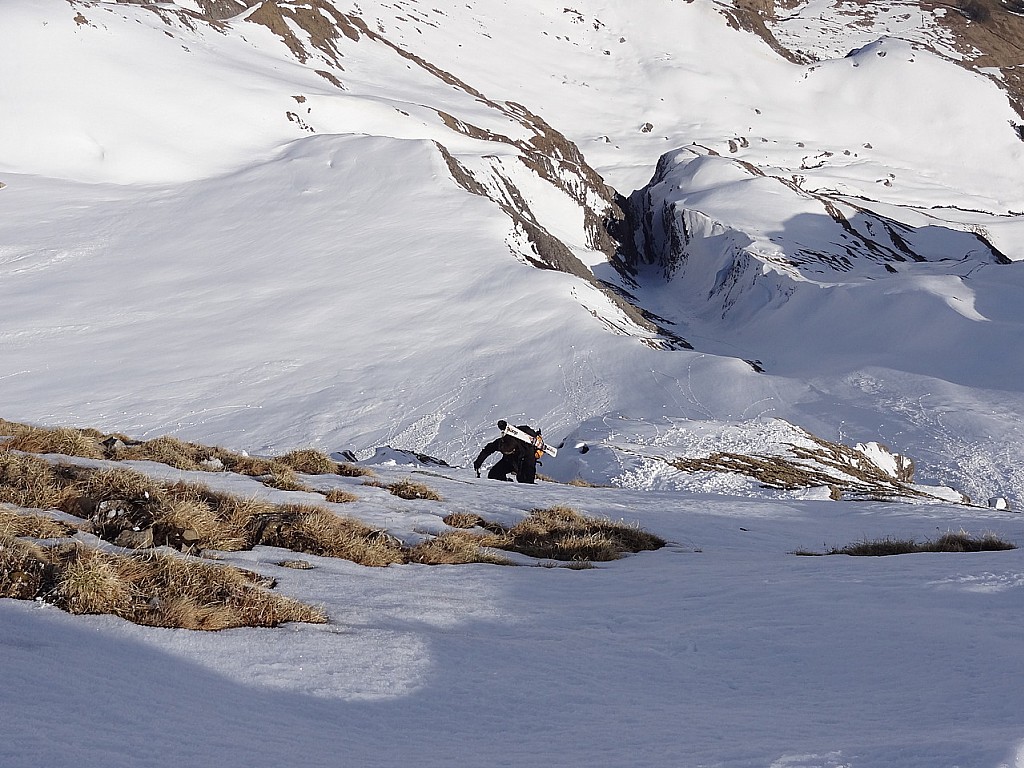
[670, 431, 945, 502]
[924, 0, 1024, 122]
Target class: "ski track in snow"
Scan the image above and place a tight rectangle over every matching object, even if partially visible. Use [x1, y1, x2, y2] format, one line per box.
[559, 346, 612, 427]
[930, 571, 1024, 593]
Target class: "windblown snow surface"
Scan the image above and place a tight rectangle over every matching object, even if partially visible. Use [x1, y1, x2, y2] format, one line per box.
[2, 1, 1024, 766]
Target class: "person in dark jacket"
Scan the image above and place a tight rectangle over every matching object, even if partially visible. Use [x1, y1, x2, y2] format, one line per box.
[473, 420, 540, 483]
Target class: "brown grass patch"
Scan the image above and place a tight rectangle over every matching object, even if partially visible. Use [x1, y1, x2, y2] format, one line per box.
[416, 506, 666, 564]
[0, 506, 77, 539]
[0, 456, 401, 566]
[671, 432, 927, 501]
[126, 551, 327, 630]
[537, 559, 597, 570]
[0, 451, 78, 512]
[434, 506, 666, 563]
[407, 530, 513, 565]
[68, 469, 404, 566]
[0, 417, 24, 437]
[929, 531, 1016, 552]
[368, 478, 443, 501]
[0, 539, 326, 629]
[323, 488, 359, 504]
[77, 466, 166, 506]
[279, 449, 337, 475]
[262, 467, 313, 492]
[111, 437, 275, 477]
[2, 420, 377, 496]
[0, 535, 54, 599]
[211, 492, 276, 534]
[53, 545, 135, 615]
[796, 531, 1017, 557]
[442, 511, 486, 529]
[214, 452, 282, 477]
[112, 435, 205, 470]
[3, 421, 671, 573]
[336, 462, 375, 478]
[157, 485, 249, 552]
[252, 505, 406, 566]
[499, 506, 665, 562]
[3, 425, 105, 460]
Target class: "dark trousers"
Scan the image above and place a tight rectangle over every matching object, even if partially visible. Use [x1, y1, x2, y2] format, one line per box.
[517, 456, 537, 484]
[487, 455, 519, 481]
[487, 454, 536, 484]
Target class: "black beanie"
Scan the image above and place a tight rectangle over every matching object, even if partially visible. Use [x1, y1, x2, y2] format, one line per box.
[497, 420, 508, 431]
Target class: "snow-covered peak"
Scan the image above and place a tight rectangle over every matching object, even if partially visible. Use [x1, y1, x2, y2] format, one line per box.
[2, 0, 1024, 508]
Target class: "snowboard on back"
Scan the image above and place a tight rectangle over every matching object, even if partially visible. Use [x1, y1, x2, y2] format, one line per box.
[503, 423, 558, 457]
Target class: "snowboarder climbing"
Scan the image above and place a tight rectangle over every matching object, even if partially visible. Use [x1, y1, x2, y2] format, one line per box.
[473, 420, 541, 484]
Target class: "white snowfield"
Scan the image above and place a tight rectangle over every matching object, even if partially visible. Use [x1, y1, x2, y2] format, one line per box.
[2, 0, 1024, 766]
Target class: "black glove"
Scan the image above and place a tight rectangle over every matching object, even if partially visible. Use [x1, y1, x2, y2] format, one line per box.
[474, 464, 481, 478]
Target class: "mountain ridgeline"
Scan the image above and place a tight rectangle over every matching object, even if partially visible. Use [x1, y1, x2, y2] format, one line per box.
[91, 0, 1024, 361]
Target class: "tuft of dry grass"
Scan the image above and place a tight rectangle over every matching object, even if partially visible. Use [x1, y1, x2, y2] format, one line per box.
[0, 451, 78, 512]
[442, 511, 486, 529]
[431, 506, 665, 564]
[157, 488, 246, 552]
[0, 534, 54, 599]
[279, 449, 338, 475]
[407, 530, 513, 565]
[537, 559, 597, 570]
[125, 551, 327, 630]
[498, 505, 665, 562]
[0, 506, 77, 539]
[153, 596, 246, 631]
[368, 478, 443, 501]
[15, 463, 403, 567]
[77, 466, 166, 507]
[214, 452, 282, 477]
[2, 419, 377, 497]
[262, 467, 313, 493]
[336, 462, 375, 478]
[413, 506, 668, 565]
[52, 545, 135, 615]
[252, 505, 406, 566]
[796, 531, 1018, 557]
[212, 493, 276, 537]
[3, 425, 105, 460]
[323, 488, 359, 504]
[112, 435, 205, 470]
[0, 417, 25, 437]
[929, 531, 1016, 552]
[1, 540, 326, 629]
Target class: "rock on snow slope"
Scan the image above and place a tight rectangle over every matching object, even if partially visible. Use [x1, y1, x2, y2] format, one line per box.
[2, 0, 1024, 503]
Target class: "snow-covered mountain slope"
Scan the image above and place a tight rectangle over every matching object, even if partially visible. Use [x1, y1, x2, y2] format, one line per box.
[4, 444, 1023, 768]
[2, 0, 1024, 507]
[5, 3, 1024, 766]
